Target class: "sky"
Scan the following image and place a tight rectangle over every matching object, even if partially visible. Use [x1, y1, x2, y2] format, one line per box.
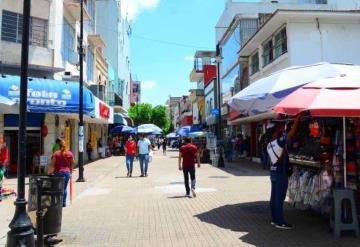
[128, 0, 225, 106]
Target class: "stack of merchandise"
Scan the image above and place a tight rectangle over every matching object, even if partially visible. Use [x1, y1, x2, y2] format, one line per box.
[288, 167, 333, 214]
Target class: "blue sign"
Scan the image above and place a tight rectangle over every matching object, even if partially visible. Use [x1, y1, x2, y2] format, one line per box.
[211, 108, 220, 116]
[0, 75, 95, 116]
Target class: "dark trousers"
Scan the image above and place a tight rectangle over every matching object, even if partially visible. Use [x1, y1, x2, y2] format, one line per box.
[183, 166, 196, 195]
[270, 172, 288, 225]
[87, 151, 92, 161]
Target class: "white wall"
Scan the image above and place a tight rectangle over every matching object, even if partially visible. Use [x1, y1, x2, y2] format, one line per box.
[287, 21, 360, 66]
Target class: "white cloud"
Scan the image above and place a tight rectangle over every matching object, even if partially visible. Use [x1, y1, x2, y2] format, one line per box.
[141, 80, 157, 90]
[122, 0, 160, 21]
[184, 55, 195, 62]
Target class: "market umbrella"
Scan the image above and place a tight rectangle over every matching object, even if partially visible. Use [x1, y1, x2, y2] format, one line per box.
[176, 125, 201, 137]
[137, 124, 162, 133]
[166, 132, 178, 138]
[121, 126, 135, 133]
[228, 63, 360, 116]
[273, 75, 360, 188]
[110, 125, 124, 134]
[189, 131, 208, 138]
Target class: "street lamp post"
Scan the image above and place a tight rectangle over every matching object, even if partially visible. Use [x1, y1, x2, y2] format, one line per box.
[7, 0, 35, 245]
[215, 45, 225, 168]
[77, 0, 85, 182]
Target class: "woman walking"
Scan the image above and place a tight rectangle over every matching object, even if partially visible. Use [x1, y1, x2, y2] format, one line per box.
[48, 139, 74, 207]
[124, 136, 137, 177]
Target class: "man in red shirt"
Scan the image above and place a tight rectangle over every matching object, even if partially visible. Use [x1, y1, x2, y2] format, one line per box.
[124, 136, 137, 177]
[179, 137, 200, 198]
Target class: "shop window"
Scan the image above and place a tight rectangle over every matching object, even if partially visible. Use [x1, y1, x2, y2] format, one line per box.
[87, 47, 94, 82]
[274, 27, 287, 58]
[262, 39, 273, 67]
[61, 18, 76, 64]
[1, 10, 48, 47]
[250, 52, 259, 75]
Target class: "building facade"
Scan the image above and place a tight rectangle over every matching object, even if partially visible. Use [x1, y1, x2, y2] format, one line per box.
[0, 0, 114, 174]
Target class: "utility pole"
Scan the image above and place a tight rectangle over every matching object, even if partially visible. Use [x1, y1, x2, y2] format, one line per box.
[7, 0, 35, 245]
[77, 0, 85, 182]
[216, 45, 225, 168]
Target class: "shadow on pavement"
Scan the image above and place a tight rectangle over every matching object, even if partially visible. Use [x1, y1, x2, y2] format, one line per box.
[168, 195, 189, 199]
[195, 201, 360, 247]
[217, 159, 269, 177]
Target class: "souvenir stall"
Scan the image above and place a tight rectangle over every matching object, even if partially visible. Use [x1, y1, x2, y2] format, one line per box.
[274, 75, 360, 222]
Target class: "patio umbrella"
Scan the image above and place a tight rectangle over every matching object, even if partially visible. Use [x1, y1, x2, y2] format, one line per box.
[189, 131, 208, 138]
[137, 124, 162, 133]
[121, 126, 135, 133]
[110, 125, 124, 134]
[228, 63, 360, 116]
[166, 132, 178, 138]
[273, 75, 360, 188]
[176, 125, 201, 137]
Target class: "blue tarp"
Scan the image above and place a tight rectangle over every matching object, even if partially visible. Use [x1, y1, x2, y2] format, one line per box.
[0, 75, 95, 116]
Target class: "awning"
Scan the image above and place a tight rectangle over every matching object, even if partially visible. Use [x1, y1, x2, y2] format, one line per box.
[114, 113, 128, 126]
[0, 75, 95, 116]
[228, 111, 276, 126]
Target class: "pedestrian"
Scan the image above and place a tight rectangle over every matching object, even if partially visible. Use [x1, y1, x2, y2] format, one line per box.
[157, 139, 161, 150]
[48, 139, 74, 207]
[52, 138, 61, 153]
[0, 135, 8, 202]
[268, 113, 303, 229]
[162, 138, 167, 155]
[225, 139, 233, 162]
[86, 140, 93, 161]
[124, 135, 136, 177]
[178, 137, 200, 198]
[137, 134, 151, 177]
[97, 138, 103, 158]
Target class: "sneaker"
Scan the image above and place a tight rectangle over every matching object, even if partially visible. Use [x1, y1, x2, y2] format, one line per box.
[129, 173, 132, 177]
[185, 194, 192, 198]
[127, 173, 129, 177]
[270, 221, 276, 226]
[191, 188, 196, 198]
[275, 223, 293, 229]
[140, 174, 144, 177]
[145, 173, 148, 177]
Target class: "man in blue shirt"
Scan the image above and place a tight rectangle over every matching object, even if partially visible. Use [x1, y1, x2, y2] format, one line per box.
[137, 134, 152, 177]
[268, 112, 303, 229]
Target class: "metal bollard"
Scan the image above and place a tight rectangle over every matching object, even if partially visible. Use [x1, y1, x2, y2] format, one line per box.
[36, 178, 44, 247]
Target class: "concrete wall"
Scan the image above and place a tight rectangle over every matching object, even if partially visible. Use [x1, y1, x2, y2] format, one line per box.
[287, 21, 360, 66]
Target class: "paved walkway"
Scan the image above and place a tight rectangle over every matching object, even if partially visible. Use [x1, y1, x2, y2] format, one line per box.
[1, 150, 360, 246]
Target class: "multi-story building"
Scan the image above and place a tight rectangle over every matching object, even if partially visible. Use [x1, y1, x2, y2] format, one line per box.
[0, 0, 113, 173]
[130, 79, 141, 105]
[96, 0, 132, 112]
[167, 96, 182, 130]
[216, 0, 360, 158]
[189, 51, 217, 132]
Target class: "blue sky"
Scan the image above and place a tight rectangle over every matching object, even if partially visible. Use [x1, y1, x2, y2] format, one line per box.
[129, 0, 225, 106]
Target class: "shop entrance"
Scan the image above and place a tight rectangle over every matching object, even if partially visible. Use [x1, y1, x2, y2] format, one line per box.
[5, 130, 42, 175]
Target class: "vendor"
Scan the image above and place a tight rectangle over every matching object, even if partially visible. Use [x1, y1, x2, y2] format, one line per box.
[267, 112, 303, 230]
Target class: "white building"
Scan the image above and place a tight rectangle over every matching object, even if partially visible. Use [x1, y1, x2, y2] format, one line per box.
[0, 0, 113, 174]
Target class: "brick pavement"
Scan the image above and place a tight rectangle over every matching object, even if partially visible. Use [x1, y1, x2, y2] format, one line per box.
[1, 150, 360, 246]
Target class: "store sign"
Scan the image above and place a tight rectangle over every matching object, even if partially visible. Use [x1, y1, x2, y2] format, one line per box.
[99, 102, 110, 119]
[211, 108, 220, 116]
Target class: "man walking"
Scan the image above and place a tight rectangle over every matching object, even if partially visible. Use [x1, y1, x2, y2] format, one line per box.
[178, 137, 200, 198]
[137, 134, 151, 177]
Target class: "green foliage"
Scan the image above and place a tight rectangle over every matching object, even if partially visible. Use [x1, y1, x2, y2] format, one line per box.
[128, 103, 170, 133]
[151, 105, 170, 133]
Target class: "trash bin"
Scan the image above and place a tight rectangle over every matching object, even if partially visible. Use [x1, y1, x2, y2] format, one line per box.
[28, 175, 65, 235]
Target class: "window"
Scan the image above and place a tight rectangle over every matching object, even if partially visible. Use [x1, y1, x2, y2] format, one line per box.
[274, 27, 287, 58]
[1, 10, 47, 47]
[61, 19, 76, 64]
[86, 47, 94, 81]
[262, 39, 273, 67]
[250, 52, 259, 75]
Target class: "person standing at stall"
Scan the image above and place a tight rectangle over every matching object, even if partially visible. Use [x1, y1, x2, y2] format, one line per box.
[48, 139, 74, 207]
[124, 136, 137, 177]
[137, 134, 151, 177]
[178, 137, 200, 198]
[267, 113, 303, 229]
[0, 135, 8, 202]
[162, 138, 167, 155]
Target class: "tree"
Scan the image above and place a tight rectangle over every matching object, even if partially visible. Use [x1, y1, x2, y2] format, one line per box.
[151, 105, 170, 133]
[128, 103, 152, 126]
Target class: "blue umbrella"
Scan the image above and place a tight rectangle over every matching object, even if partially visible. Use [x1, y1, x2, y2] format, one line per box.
[121, 126, 135, 133]
[110, 125, 124, 134]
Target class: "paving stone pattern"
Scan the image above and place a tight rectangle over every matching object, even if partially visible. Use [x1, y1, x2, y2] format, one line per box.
[1, 150, 360, 246]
